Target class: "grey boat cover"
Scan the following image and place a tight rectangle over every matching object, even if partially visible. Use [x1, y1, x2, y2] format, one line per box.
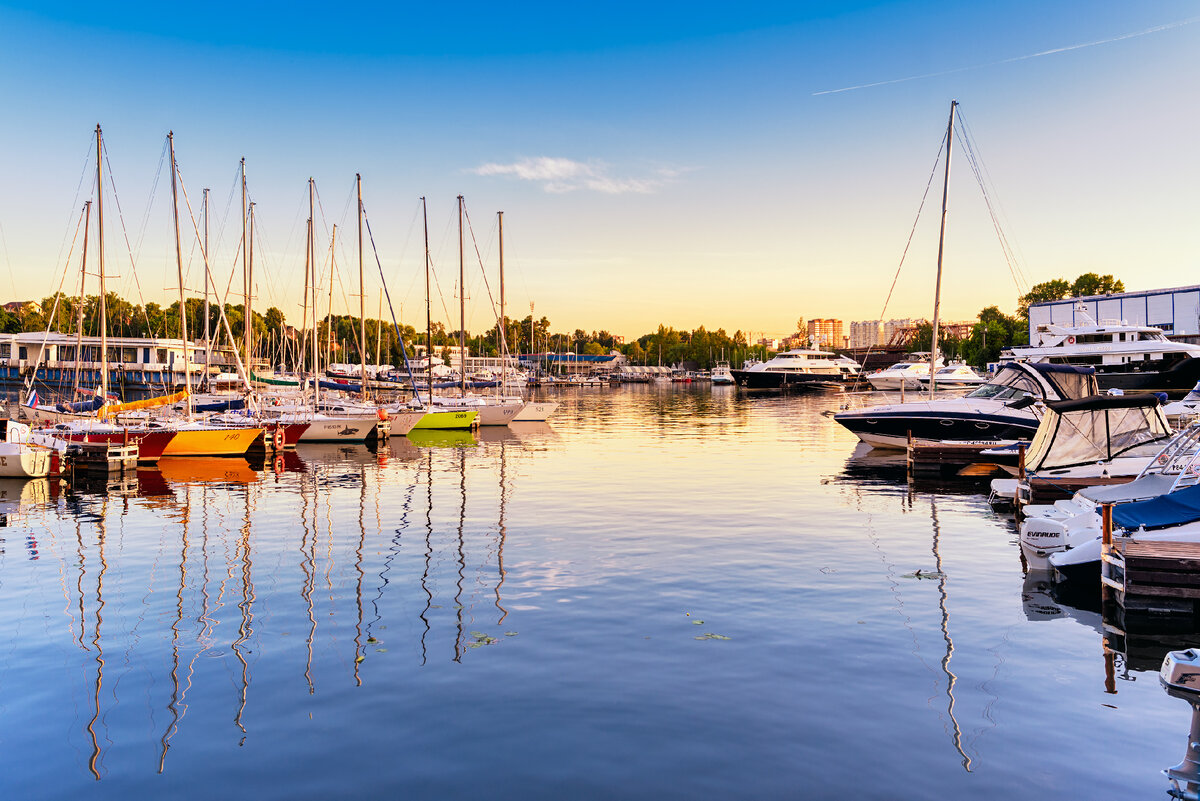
[1079, 472, 1177, 504]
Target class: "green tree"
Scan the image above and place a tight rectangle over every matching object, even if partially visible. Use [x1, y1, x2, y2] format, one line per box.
[1070, 272, 1124, 298]
[1018, 279, 1072, 317]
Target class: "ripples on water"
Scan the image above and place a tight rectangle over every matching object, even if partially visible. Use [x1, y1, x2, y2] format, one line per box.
[1, 385, 1197, 799]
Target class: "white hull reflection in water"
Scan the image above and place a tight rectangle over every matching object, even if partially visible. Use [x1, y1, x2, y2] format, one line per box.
[0, 386, 1195, 798]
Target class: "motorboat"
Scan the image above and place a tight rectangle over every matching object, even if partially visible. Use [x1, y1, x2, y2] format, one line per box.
[865, 359, 939, 391]
[1008, 309, 1200, 396]
[1016, 424, 1200, 573]
[918, 363, 988, 389]
[710, 361, 735, 386]
[1047, 483, 1200, 583]
[833, 362, 1096, 449]
[730, 349, 861, 390]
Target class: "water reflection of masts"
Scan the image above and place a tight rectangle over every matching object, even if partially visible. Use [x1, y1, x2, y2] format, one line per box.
[301, 468, 317, 693]
[495, 440, 509, 625]
[454, 446, 467, 662]
[354, 466, 366, 685]
[159, 483, 190, 772]
[232, 479, 256, 738]
[420, 449, 433, 665]
[930, 498, 971, 772]
[86, 500, 108, 780]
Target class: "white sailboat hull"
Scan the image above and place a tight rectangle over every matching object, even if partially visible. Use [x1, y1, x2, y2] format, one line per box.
[512, 401, 558, 422]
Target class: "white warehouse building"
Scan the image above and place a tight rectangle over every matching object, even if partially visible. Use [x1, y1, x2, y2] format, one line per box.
[1029, 285, 1200, 343]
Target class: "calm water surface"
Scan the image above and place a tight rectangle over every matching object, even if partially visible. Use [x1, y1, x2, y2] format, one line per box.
[0, 385, 1195, 799]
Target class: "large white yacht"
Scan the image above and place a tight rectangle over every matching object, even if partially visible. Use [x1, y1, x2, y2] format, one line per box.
[730, 349, 861, 390]
[1007, 311, 1200, 395]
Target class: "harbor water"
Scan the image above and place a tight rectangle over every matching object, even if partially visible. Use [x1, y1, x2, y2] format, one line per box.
[0, 385, 1195, 799]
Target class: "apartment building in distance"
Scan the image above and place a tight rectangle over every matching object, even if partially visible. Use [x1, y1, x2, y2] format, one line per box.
[849, 318, 926, 349]
[806, 318, 844, 349]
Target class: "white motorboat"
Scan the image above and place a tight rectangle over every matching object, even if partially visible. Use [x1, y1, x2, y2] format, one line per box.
[918, 363, 988, 389]
[710, 361, 736, 386]
[865, 359, 938, 391]
[1018, 424, 1200, 572]
[834, 362, 1097, 449]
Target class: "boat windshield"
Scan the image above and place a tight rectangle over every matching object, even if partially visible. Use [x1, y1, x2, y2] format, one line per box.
[965, 370, 1041, 401]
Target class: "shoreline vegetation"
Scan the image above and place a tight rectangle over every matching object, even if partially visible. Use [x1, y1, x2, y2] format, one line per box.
[4, 272, 1124, 372]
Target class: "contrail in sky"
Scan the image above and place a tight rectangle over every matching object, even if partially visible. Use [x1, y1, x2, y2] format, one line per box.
[813, 16, 1200, 96]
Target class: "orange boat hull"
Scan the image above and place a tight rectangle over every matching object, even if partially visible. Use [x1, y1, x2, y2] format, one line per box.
[160, 427, 263, 457]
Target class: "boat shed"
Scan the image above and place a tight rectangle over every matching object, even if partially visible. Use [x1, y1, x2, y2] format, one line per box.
[1029, 285, 1200, 343]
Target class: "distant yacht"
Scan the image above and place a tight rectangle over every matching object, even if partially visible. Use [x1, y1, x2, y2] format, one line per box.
[730, 349, 861, 390]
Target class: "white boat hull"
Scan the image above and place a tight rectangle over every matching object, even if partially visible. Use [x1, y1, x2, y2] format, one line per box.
[512, 402, 558, 422]
[0, 443, 51, 478]
[297, 418, 374, 442]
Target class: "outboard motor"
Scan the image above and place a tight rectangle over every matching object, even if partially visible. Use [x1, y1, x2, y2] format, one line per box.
[1160, 649, 1200, 799]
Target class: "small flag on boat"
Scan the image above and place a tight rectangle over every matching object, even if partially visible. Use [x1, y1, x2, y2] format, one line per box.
[23, 389, 38, 408]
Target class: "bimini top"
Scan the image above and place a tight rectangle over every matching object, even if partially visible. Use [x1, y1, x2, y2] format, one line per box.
[1025, 393, 1170, 472]
[1113, 483, 1200, 532]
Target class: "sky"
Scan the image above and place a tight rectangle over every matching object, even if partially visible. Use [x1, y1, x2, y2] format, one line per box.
[0, 1, 1197, 340]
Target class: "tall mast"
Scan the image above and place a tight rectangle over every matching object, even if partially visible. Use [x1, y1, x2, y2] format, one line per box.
[168, 131, 193, 414]
[74, 201, 91, 396]
[929, 99, 957, 399]
[498, 210, 506, 395]
[309, 178, 319, 409]
[357, 174, 368, 400]
[248, 201, 256, 383]
[422, 197, 432, 406]
[241, 158, 250, 375]
[328, 226, 337, 372]
[376, 292, 382, 367]
[203, 188, 211, 382]
[94, 125, 108, 401]
[457, 195, 465, 396]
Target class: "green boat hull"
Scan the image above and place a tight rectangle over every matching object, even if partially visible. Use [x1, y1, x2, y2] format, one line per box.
[410, 409, 478, 430]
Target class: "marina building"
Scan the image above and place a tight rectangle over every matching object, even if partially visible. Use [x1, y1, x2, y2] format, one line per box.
[1029, 284, 1200, 343]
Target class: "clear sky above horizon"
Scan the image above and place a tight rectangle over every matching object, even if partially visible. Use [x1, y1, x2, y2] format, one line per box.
[0, 1, 1197, 340]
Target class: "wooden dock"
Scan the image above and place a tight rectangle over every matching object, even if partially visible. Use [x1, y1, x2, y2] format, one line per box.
[1102, 536, 1200, 617]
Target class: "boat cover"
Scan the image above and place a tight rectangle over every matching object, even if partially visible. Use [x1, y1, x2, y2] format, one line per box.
[191, 397, 247, 413]
[1026, 363, 1097, 401]
[57, 396, 106, 414]
[1080, 472, 1177, 504]
[1112, 484, 1200, 531]
[1025, 394, 1170, 471]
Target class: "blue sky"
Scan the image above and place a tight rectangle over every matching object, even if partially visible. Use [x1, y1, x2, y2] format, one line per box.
[1, 2, 1197, 339]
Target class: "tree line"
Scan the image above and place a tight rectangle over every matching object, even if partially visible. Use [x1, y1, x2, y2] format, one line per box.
[4, 270, 1125, 371]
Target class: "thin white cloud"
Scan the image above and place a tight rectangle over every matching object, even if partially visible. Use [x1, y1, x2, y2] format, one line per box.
[814, 15, 1200, 96]
[470, 157, 688, 194]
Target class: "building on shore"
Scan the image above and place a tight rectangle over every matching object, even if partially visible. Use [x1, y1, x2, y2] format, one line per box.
[1029, 284, 1200, 344]
[807, 318, 843, 349]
